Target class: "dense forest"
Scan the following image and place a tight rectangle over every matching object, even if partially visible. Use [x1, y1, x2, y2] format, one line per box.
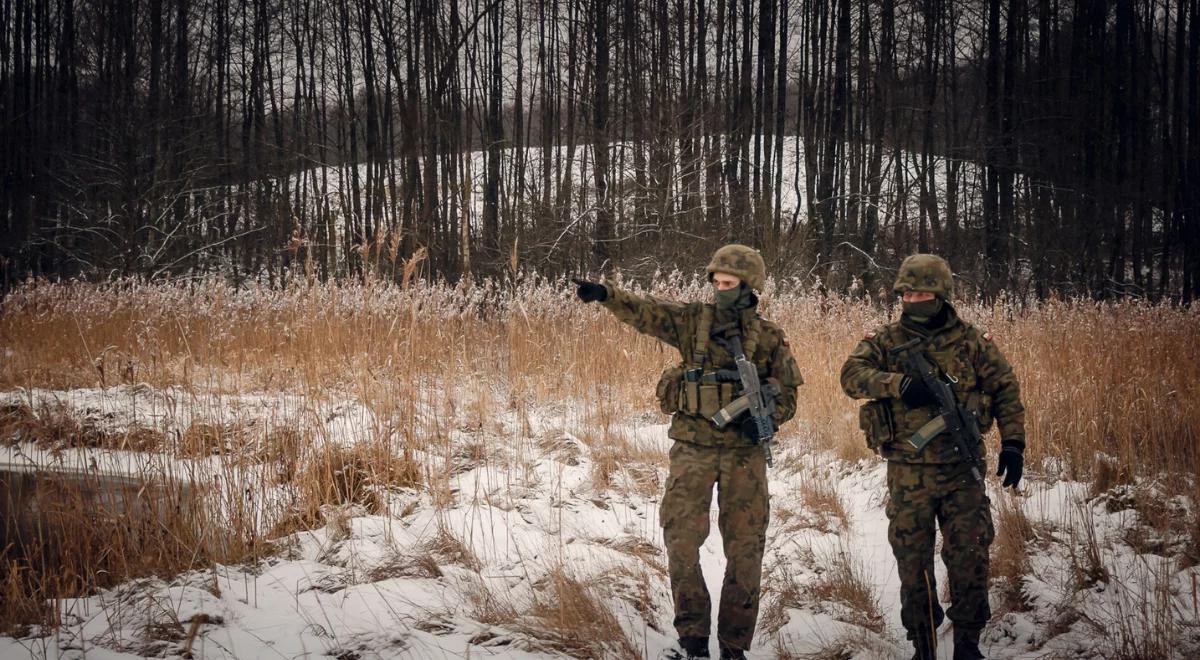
[1, 0, 1197, 300]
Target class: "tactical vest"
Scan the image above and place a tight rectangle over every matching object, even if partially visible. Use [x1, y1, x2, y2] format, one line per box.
[655, 305, 761, 420]
[858, 322, 998, 460]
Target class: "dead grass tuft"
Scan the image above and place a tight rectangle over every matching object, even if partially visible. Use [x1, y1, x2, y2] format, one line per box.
[807, 545, 885, 634]
[792, 470, 850, 532]
[366, 551, 443, 581]
[593, 535, 666, 575]
[1090, 454, 1134, 499]
[1096, 557, 1178, 660]
[522, 564, 639, 659]
[295, 444, 383, 521]
[279, 440, 423, 533]
[1185, 482, 1200, 569]
[759, 564, 809, 635]
[1, 469, 265, 633]
[991, 492, 1035, 613]
[450, 438, 491, 475]
[426, 524, 482, 573]
[597, 563, 663, 630]
[537, 432, 582, 465]
[178, 421, 247, 457]
[0, 400, 163, 452]
[462, 575, 519, 627]
[1069, 506, 1111, 590]
[773, 626, 891, 660]
[580, 430, 666, 496]
[254, 425, 307, 482]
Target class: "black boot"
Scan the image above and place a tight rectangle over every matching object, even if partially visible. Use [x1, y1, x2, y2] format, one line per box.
[952, 628, 984, 660]
[719, 648, 746, 660]
[910, 625, 936, 660]
[678, 636, 710, 659]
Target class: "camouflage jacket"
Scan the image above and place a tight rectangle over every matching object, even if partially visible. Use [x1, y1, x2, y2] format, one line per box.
[840, 303, 1025, 464]
[600, 284, 803, 448]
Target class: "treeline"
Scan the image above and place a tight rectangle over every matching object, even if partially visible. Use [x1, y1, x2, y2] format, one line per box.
[2, 0, 1198, 301]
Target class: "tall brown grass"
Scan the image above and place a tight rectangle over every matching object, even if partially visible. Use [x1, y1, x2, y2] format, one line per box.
[4, 276, 1195, 479]
[1, 275, 1198, 638]
[0, 466, 264, 636]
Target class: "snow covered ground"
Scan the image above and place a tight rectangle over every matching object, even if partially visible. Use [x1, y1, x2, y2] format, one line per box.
[2, 386, 1198, 659]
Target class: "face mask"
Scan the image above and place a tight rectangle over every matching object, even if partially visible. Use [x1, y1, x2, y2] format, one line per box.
[902, 298, 943, 323]
[715, 285, 749, 310]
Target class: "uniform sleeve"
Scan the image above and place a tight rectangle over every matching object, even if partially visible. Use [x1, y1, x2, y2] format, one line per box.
[768, 334, 803, 426]
[598, 284, 689, 349]
[976, 336, 1026, 447]
[840, 334, 906, 400]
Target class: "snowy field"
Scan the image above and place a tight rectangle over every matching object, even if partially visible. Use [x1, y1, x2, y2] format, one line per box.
[3, 383, 1198, 659]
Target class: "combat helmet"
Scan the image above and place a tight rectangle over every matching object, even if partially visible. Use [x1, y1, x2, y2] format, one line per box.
[706, 244, 766, 291]
[893, 254, 954, 299]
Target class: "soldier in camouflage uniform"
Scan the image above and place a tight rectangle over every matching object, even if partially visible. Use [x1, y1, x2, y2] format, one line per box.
[573, 245, 803, 660]
[840, 254, 1026, 660]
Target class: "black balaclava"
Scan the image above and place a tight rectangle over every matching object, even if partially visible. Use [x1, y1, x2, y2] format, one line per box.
[715, 283, 756, 312]
[902, 297, 948, 328]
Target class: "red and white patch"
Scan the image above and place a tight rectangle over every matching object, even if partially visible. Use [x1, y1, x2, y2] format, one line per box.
[864, 330, 877, 340]
[982, 331, 993, 342]
[781, 338, 791, 348]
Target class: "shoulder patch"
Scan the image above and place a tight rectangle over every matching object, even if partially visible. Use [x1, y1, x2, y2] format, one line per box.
[782, 337, 790, 348]
[982, 331, 992, 341]
[864, 330, 877, 339]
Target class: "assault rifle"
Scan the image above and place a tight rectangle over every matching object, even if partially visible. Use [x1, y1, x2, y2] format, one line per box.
[710, 332, 776, 468]
[890, 337, 983, 483]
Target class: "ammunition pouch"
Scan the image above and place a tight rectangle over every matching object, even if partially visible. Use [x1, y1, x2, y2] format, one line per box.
[659, 365, 738, 418]
[859, 399, 896, 452]
[656, 365, 686, 414]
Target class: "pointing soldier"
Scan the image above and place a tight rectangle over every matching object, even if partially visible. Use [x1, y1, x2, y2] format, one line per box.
[840, 254, 1026, 660]
[573, 245, 803, 660]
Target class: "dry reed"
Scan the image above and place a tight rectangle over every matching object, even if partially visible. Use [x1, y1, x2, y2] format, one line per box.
[5, 276, 1196, 481]
[1, 274, 1198, 639]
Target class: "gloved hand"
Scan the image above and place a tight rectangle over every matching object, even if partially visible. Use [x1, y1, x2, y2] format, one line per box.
[571, 278, 608, 303]
[899, 375, 937, 408]
[996, 440, 1024, 488]
[738, 415, 773, 443]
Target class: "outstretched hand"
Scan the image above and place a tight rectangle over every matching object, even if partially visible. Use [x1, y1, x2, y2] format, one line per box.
[571, 278, 608, 303]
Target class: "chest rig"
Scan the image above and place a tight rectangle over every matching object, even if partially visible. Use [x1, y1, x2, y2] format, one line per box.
[671, 305, 761, 419]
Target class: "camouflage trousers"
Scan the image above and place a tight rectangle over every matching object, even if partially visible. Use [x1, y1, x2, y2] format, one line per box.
[660, 440, 769, 651]
[885, 461, 994, 640]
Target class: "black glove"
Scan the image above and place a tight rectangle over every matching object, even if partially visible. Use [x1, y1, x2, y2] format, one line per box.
[571, 278, 608, 303]
[899, 375, 937, 408]
[996, 441, 1024, 488]
[738, 415, 773, 443]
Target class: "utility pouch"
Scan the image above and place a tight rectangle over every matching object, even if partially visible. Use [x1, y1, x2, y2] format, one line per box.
[683, 381, 700, 413]
[859, 399, 896, 452]
[966, 391, 994, 431]
[699, 384, 721, 419]
[718, 383, 736, 408]
[656, 365, 686, 414]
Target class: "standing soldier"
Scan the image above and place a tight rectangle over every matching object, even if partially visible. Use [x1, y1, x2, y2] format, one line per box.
[572, 245, 803, 660]
[840, 254, 1026, 660]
